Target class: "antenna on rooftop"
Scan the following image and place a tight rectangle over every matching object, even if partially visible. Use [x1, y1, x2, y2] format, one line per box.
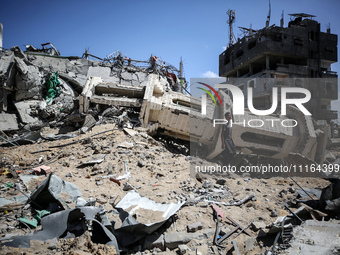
[227, 9, 236, 47]
[280, 10, 284, 27]
[266, 0, 271, 28]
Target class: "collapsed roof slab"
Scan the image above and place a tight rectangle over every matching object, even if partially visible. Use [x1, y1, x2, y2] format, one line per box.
[14, 100, 40, 124]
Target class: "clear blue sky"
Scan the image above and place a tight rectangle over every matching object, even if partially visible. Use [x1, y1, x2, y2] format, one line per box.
[1, 0, 340, 117]
[1, 0, 339, 79]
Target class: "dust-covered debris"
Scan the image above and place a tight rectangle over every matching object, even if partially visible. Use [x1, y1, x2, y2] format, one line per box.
[0, 125, 338, 254]
[0, 35, 339, 255]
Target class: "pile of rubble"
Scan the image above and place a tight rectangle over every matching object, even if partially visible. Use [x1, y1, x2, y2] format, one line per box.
[0, 44, 185, 138]
[0, 44, 340, 254]
[0, 125, 340, 254]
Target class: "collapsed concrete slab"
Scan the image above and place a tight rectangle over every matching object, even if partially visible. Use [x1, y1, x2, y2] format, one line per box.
[0, 43, 329, 165]
[14, 100, 40, 124]
[78, 70, 326, 164]
[282, 220, 340, 255]
[0, 113, 19, 131]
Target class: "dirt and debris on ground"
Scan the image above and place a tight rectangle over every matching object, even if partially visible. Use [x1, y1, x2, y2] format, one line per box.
[0, 231, 118, 255]
[0, 43, 339, 254]
[0, 123, 339, 254]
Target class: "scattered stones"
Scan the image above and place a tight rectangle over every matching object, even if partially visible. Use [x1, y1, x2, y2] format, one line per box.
[96, 180, 104, 186]
[195, 202, 208, 208]
[251, 221, 267, 231]
[216, 179, 226, 185]
[0, 105, 337, 255]
[270, 209, 278, 217]
[202, 180, 212, 188]
[279, 189, 288, 198]
[187, 222, 203, 233]
[137, 160, 145, 167]
[245, 237, 256, 251]
[178, 244, 189, 254]
[65, 172, 72, 178]
[123, 182, 133, 191]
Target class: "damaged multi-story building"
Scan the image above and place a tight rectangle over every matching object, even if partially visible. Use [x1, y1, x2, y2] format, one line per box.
[183, 12, 337, 166]
[219, 13, 338, 122]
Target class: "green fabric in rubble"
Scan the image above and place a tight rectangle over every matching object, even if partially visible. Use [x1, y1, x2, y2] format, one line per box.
[45, 72, 61, 101]
[19, 217, 38, 228]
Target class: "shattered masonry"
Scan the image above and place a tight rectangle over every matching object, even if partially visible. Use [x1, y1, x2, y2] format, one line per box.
[0, 10, 340, 255]
[0, 42, 331, 165]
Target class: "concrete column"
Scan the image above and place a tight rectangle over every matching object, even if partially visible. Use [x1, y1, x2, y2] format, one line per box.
[249, 64, 253, 75]
[266, 55, 269, 69]
[0, 23, 3, 49]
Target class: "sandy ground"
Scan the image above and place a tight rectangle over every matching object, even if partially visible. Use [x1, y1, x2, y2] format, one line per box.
[0, 124, 332, 254]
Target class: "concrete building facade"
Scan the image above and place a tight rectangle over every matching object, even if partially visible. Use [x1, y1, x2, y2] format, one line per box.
[218, 14, 338, 122]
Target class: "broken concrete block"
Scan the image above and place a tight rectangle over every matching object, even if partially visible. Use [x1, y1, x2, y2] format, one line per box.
[202, 180, 212, 188]
[324, 150, 336, 163]
[143, 233, 165, 251]
[270, 209, 278, 217]
[14, 56, 28, 74]
[284, 220, 340, 255]
[83, 114, 96, 129]
[15, 60, 44, 100]
[0, 51, 14, 76]
[257, 228, 270, 238]
[87, 66, 111, 78]
[80, 127, 89, 134]
[251, 221, 267, 231]
[245, 237, 256, 251]
[123, 182, 133, 191]
[164, 232, 194, 249]
[0, 113, 19, 131]
[178, 244, 189, 254]
[187, 222, 203, 233]
[216, 179, 226, 185]
[196, 244, 209, 255]
[45, 238, 58, 250]
[14, 100, 40, 124]
[164, 229, 214, 249]
[137, 160, 145, 167]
